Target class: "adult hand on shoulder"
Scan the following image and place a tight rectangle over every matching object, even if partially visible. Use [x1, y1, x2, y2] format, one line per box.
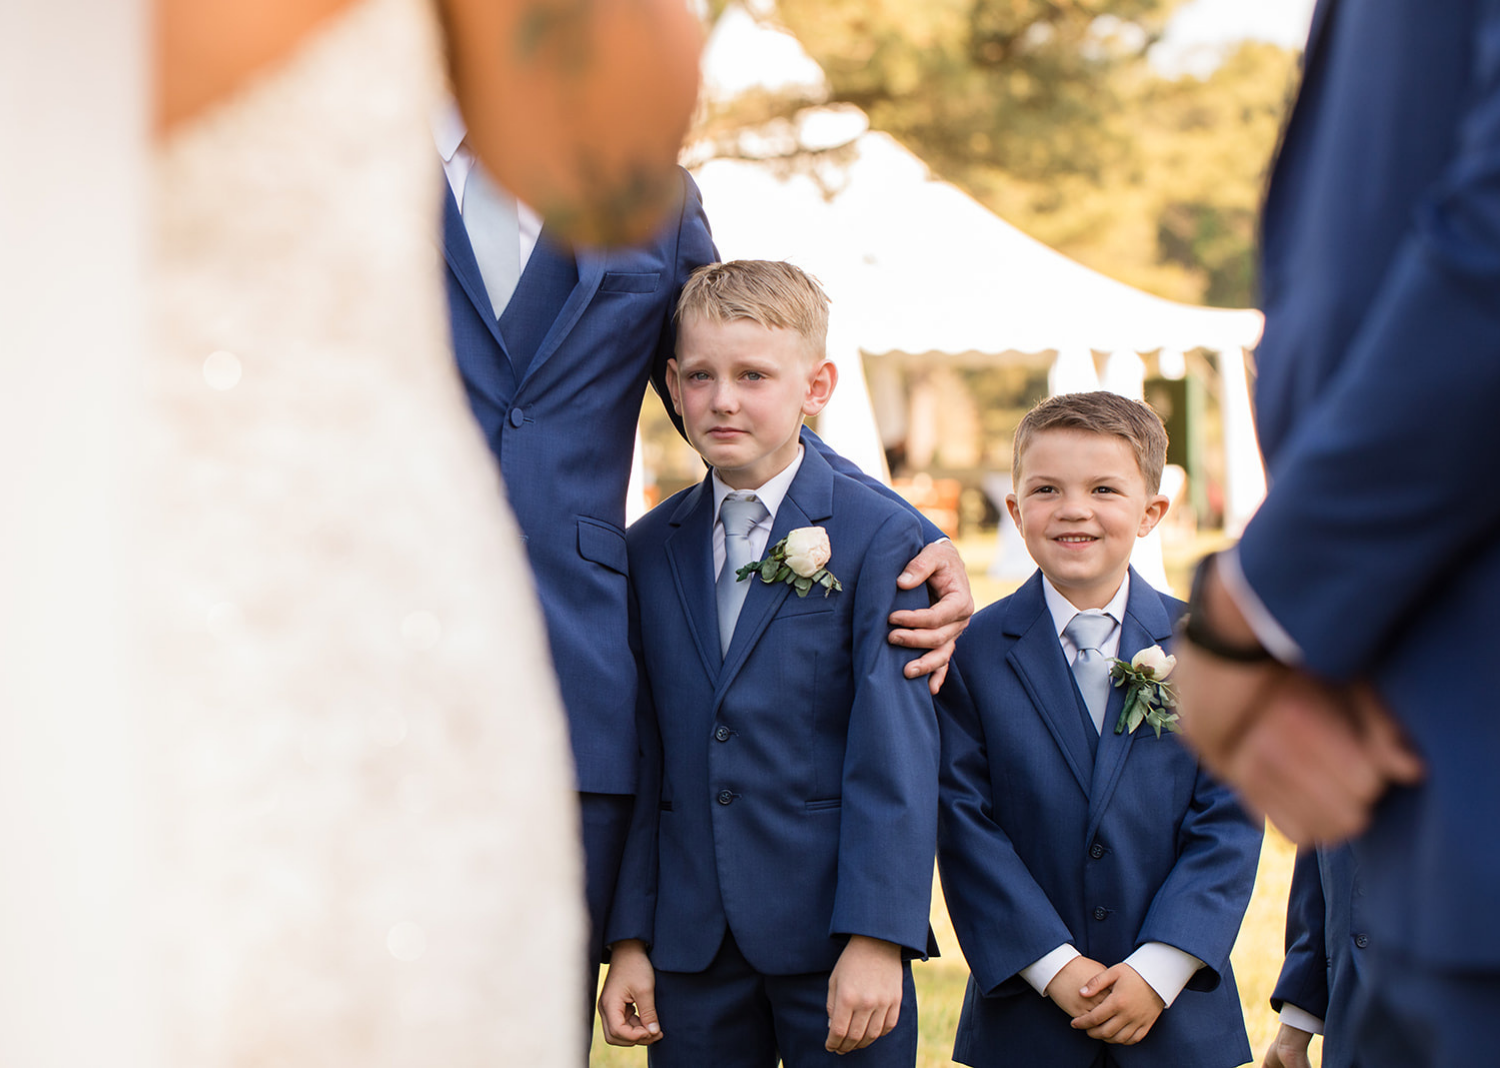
[1070, 962, 1164, 1045]
[1262, 1022, 1314, 1068]
[888, 540, 974, 694]
[1043, 955, 1107, 1019]
[826, 935, 904, 1054]
[598, 940, 663, 1046]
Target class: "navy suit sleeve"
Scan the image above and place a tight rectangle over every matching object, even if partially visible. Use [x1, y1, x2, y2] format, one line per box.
[645, 168, 718, 439]
[1238, 4, 1500, 678]
[603, 577, 662, 949]
[935, 657, 1077, 996]
[1271, 847, 1331, 1019]
[803, 427, 947, 544]
[1134, 762, 1263, 992]
[828, 510, 940, 956]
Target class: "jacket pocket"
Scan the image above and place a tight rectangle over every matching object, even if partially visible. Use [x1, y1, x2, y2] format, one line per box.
[805, 797, 842, 812]
[598, 271, 661, 294]
[577, 517, 628, 575]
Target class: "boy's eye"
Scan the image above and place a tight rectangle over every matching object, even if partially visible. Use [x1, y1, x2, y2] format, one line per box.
[687, 371, 711, 381]
[1093, 485, 1117, 494]
[742, 371, 764, 381]
[1033, 485, 1056, 495]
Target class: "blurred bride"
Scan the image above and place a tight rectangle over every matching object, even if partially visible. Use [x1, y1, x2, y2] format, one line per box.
[0, 0, 699, 1064]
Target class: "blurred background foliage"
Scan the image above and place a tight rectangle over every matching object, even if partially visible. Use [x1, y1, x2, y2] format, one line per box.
[721, 0, 1300, 309]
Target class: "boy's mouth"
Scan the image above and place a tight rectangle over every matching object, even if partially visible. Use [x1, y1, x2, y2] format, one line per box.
[1053, 535, 1099, 544]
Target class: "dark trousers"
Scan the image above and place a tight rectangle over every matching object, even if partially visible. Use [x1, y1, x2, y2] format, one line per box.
[647, 930, 918, 1068]
[580, 791, 634, 1033]
[1352, 947, 1500, 1067]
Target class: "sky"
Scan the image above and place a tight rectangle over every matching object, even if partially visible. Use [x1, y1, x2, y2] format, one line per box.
[1153, 0, 1318, 76]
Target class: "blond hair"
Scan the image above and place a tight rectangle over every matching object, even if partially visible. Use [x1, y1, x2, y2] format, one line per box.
[675, 260, 830, 359]
[1012, 391, 1169, 495]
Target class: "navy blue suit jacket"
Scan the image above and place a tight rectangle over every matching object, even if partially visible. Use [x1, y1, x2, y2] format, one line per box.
[936, 570, 1261, 1068]
[608, 441, 940, 975]
[445, 169, 941, 795]
[1239, 0, 1500, 968]
[1271, 845, 1366, 1068]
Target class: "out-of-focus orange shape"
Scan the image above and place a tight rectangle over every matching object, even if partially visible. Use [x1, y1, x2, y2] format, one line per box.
[449, 0, 704, 247]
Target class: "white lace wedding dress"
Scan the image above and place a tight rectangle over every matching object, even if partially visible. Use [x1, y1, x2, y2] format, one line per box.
[2, 0, 583, 1063]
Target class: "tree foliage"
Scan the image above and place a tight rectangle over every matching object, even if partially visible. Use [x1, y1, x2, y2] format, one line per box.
[771, 0, 1299, 307]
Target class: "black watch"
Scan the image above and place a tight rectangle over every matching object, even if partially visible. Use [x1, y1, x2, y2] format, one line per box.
[1180, 553, 1274, 663]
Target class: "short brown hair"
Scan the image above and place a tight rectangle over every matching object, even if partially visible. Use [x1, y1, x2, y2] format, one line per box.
[675, 260, 830, 359]
[1012, 391, 1169, 494]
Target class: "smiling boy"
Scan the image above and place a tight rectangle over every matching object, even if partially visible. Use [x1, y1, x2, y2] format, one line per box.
[935, 392, 1262, 1068]
[598, 261, 939, 1068]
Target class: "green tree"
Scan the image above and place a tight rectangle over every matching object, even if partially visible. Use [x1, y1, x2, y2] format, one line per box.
[766, 0, 1297, 308]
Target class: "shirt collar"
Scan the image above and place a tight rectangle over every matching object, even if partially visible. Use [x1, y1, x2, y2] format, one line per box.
[431, 98, 466, 162]
[1042, 571, 1131, 639]
[711, 446, 805, 526]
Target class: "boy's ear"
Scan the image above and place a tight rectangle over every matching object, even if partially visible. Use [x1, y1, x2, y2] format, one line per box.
[800, 359, 838, 417]
[664, 357, 684, 417]
[1005, 494, 1023, 534]
[1136, 493, 1171, 538]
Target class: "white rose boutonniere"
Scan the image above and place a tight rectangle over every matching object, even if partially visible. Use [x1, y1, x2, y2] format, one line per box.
[1108, 644, 1180, 737]
[736, 525, 842, 598]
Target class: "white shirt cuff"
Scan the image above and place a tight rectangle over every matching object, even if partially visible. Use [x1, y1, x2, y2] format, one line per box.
[1124, 942, 1204, 1009]
[1021, 944, 1080, 998]
[1278, 1003, 1325, 1036]
[1217, 546, 1304, 664]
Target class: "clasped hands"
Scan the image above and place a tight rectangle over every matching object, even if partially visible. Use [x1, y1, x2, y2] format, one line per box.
[1046, 956, 1165, 1045]
[1174, 559, 1423, 845]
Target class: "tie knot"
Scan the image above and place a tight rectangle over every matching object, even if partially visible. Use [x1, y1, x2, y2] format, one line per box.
[720, 496, 769, 539]
[1064, 611, 1114, 654]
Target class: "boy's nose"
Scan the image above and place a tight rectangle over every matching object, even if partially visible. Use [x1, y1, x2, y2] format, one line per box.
[710, 383, 738, 412]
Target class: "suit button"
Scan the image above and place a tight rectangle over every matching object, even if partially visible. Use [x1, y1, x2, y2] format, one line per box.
[714, 725, 731, 742]
[716, 790, 734, 805]
[1093, 907, 1107, 921]
[1354, 933, 1369, 949]
[1089, 842, 1105, 859]
[509, 407, 525, 428]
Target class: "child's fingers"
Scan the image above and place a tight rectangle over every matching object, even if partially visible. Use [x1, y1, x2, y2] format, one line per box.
[1078, 963, 1119, 999]
[1068, 998, 1115, 1032]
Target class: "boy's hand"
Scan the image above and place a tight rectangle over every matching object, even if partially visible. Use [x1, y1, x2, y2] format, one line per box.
[1043, 955, 1107, 1019]
[889, 540, 974, 694]
[1070, 962, 1164, 1045]
[1262, 1022, 1314, 1068]
[826, 935, 904, 1054]
[598, 940, 662, 1046]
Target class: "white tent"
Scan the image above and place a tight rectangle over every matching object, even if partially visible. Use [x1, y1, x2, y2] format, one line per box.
[678, 6, 1269, 584]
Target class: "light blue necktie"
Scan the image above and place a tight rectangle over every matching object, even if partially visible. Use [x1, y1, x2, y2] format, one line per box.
[460, 155, 521, 320]
[716, 497, 769, 658]
[1065, 612, 1115, 735]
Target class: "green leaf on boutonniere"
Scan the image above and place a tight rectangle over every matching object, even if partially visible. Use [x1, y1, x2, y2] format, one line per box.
[1110, 645, 1181, 736]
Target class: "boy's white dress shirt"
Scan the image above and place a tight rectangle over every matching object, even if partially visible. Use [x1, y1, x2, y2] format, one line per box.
[1018, 573, 1206, 1009]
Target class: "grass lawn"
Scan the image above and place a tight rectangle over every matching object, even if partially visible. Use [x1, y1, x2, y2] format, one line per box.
[591, 532, 1324, 1067]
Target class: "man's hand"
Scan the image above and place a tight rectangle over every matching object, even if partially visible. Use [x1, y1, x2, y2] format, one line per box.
[598, 940, 662, 1046]
[1262, 1022, 1315, 1068]
[1220, 674, 1422, 843]
[825, 935, 904, 1054]
[889, 539, 974, 694]
[1043, 955, 1108, 1019]
[1069, 963, 1164, 1045]
[1174, 559, 1422, 845]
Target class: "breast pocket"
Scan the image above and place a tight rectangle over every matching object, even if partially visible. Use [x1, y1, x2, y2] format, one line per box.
[598, 271, 661, 295]
[577, 516, 628, 575]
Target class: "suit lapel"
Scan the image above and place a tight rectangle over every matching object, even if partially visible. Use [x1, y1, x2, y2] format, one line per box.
[442, 186, 517, 407]
[712, 440, 836, 705]
[664, 478, 723, 684]
[1085, 571, 1176, 845]
[517, 244, 607, 389]
[1003, 575, 1094, 799]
